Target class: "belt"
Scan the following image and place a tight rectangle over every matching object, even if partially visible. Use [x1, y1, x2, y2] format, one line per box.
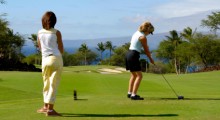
[130, 50, 140, 54]
[46, 54, 53, 57]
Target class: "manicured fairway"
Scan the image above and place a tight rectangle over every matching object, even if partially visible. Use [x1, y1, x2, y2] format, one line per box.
[0, 66, 220, 120]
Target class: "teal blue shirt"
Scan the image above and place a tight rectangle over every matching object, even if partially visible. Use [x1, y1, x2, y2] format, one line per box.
[129, 31, 145, 53]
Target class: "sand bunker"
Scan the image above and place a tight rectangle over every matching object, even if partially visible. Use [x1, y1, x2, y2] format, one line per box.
[99, 67, 126, 74]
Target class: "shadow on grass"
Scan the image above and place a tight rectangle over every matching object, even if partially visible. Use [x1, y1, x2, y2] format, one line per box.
[61, 113, 178, 118]
[74, 98, 88, 101]
[147, 97, 220, 100]
[184, 98, 220, 100]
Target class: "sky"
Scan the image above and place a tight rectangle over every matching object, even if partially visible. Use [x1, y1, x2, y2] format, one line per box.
[0, 0, 220, 40]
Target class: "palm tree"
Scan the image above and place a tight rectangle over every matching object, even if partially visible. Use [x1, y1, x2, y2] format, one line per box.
[79, 43, 90, 65]
[6, 29, 16, 59]
[166, 30, 182, 74]
[0, 17, 8, 58]
[96, 42, 105, 61]
[5, 29, 25, 60]
[201, 11, 220, 35]
[28, 34, 41, 64]
[0, 16, 8, 35]
[105, 41, 115, 65]
[180, 27, 196, 42]
[28, 34, 39, 54]
[122, 42, 130, 50]
[180, 27, 198, 73]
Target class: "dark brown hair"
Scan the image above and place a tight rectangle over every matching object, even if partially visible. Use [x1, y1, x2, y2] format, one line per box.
[41, 11, 57, 30]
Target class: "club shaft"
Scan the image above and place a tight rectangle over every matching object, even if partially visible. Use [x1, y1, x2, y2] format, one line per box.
[161, 74, 179, 97]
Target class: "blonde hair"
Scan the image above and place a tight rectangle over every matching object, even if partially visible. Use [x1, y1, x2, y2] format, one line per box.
[138, 21, 154, 34]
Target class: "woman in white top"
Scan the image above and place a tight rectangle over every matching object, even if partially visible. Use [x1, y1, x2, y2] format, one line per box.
[125, 21, 155, 100]
[37, 11, 64, 116]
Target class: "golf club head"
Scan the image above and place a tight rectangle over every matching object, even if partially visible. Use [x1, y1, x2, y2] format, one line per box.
[178, 96, 184, 100]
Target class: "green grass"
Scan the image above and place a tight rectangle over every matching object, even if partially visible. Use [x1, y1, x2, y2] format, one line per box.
[0, 66, 220, 120]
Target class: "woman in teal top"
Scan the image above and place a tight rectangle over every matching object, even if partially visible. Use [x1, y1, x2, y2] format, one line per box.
[125, 21, 155, 100]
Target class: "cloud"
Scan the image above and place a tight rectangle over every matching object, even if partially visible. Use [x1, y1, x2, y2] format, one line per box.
[120, 14, 162, 24]
[122, 14, 147, 23]
[154, 0, 220, 18]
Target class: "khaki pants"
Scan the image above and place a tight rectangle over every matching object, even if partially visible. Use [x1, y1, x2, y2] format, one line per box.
[42, 56, 63, 104]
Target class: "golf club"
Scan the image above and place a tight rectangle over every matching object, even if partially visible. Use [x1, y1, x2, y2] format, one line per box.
[154, 65, 184, 100]
[161, 74, 184, 100]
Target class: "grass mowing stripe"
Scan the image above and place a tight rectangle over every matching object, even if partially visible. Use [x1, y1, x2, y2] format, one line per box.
[0, 67, 220, 120]
[0, 86, 41, 102]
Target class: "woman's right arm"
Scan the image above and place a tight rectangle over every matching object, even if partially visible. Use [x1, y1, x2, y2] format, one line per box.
[139, 36, 154, 65]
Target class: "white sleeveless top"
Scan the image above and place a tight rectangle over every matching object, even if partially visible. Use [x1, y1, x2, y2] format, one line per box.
[129, 31, 145, 53]
[38, 28, 61, 58]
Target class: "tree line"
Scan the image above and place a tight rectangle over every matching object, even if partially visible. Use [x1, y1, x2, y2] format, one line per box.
[1, 1, 220, 73]
[25, 11, 220, 74]
[156, 28, 220, 74]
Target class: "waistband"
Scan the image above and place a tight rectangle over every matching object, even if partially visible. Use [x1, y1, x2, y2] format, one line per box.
[129, 50, 140, 54]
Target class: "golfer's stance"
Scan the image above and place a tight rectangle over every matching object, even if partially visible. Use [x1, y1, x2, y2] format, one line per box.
[125, 21, 155, 100]
[37, 11, 64, 116]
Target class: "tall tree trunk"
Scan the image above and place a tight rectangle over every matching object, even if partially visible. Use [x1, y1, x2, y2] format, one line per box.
[174, 45, 179, 75]
[174, 57, 178, 75]
[178, 59, 181, 74]
[35, 57, 37, 65]
[84, 54, 87, 65]
[100, 51, 103, 61]
[109, 49, 111, 65]
[185, 65, 188, 74]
